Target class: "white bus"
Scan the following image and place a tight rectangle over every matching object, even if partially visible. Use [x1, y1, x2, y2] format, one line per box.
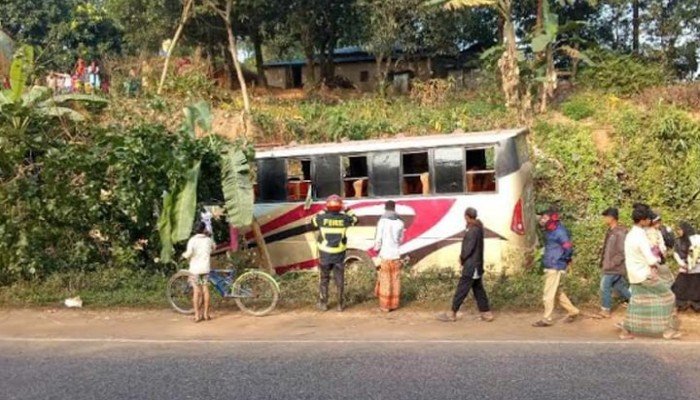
[248, 128, 537, 274]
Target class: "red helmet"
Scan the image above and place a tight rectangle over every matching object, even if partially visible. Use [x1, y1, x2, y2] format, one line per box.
[325, 194, 343, 212]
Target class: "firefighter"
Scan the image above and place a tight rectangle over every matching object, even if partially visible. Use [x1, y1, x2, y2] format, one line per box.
[312, 194, 358, 312]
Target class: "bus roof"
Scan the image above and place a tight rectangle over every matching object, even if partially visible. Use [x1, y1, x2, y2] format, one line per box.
[255, 128, 527, 159]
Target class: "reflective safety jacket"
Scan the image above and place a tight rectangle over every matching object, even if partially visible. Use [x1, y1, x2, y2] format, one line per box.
[312, 210, 359, 265]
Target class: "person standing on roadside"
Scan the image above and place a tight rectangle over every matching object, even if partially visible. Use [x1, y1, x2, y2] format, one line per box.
[373, 200, 405, 312]
[182, 222, 215, 323]
[619, 205, 680, 340]
[599, 207, 631, 318]
[312, 195, 358, 312]
[532, 207, 580, 327]
[438, 207, 494, 322]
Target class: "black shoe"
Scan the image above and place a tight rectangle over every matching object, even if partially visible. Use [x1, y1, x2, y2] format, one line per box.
[317, 302, 328, 312]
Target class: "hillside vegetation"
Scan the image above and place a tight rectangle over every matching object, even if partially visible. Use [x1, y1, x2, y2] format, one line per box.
[2, 54, 699, 309]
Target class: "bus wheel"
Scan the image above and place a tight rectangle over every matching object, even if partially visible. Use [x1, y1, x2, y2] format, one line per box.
[345, 250, 373, 271]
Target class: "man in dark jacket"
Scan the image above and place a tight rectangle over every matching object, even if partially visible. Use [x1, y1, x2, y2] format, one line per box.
[532, 207, 580, 327]
[599, 207, 631, 318]
[438, 207, 494, 322]
[312, 195, 358, 312]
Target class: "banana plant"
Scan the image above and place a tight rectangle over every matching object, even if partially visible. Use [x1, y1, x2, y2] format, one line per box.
[427, 0, 522, 111]
[530, 0, 593, 112]
[157, 101, 255, 263]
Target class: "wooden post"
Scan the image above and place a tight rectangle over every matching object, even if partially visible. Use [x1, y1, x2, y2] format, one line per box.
[251, 217, 274, 275]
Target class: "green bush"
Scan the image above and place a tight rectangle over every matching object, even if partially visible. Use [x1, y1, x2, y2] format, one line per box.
[580, 50, 670, 95]
[560, 96, 596, 121]
[0, 107, 211, 284]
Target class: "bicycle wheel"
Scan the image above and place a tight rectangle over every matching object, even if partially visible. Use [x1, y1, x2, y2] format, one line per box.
[232, 270, 279, 317]
[167, 270, 195, 315]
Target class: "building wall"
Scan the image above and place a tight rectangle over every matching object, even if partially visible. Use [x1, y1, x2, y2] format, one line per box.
[264, 58, 433, 92]
[265, 67, 290, 89]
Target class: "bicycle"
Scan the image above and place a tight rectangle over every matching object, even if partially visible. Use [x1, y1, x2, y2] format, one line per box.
[167, 266, 280, 317]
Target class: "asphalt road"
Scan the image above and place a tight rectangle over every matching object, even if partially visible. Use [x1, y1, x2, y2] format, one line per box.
[1, 340, 698, 400]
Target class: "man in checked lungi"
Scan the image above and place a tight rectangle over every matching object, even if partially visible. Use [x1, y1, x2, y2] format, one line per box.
[373, 200, 405, 312]
[619, 205, 682, 340]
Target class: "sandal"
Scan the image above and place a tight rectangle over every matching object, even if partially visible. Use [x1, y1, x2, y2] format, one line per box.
[479, 312, 494, 322]
[563, 314, 580, 323]
[193, 316, 203, 323]
[619, 331, 635, 340]
[532, 320, 552, 328]
[663, 330, 682, 340]
[436, 313, 456, 322]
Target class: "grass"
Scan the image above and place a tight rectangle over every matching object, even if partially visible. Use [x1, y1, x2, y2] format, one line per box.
[0, 264, 602, 311]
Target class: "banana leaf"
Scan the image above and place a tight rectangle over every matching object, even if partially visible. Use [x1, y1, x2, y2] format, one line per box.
[182, 101, 213, 138]
[41, 106, 87, 121]
[158, 191, 175, 263]
[23, 86, 51, 107]
[9, 45, 33, 102]
[48, 93, 109, 106]
[171, 160, 201, 243]
[220, 144, 254, 228]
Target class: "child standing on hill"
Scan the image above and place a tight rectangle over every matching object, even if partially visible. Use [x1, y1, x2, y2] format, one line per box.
[182, 222, 215, 322]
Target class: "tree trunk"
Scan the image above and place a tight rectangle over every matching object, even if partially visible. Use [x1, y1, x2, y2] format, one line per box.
[252, 31, 268, 88]
[375, 51, 385, 95]
[497, 15, 505, 43]
[499, 16, 521, 111]
[632, 0, 640, 54]
[156, 0, 194, 95]
[223, 0, 251, 114]
[251, 218, 274, 275]
[535, 0, 543, 32]
[222, 44, 235, 90]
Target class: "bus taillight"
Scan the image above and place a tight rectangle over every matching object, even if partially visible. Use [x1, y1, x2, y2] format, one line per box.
[511, 198, 525, 235]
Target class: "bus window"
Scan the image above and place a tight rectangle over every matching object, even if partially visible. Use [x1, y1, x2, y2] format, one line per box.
[342, 155, 368, 198]
[312, 155, 342, 199]
[286, 158, 311, 201]
[402, 152, 430, 195]
[434, 147, 465, 194]
[466, 147, 496, 192]
[370, 151, 400, 196]
[256, 158, 287, 202]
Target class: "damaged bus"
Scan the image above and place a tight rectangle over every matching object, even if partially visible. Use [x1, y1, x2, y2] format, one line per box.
[248, 128, 537, 274]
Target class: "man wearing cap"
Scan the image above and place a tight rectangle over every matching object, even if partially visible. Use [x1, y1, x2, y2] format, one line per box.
[599, 207, 631, 318]
[532, 207, 580, 327]
[438, 207, 494, 322]
[312, 195, 358, 312]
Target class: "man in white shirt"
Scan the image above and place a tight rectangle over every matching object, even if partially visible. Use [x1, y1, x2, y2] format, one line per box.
[620, 206, 680, 340]
[182, 222, 215, 322]
[373, 200, 405, 312]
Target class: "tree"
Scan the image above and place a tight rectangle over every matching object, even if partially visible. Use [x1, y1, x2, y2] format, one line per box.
[105, 0, 182, 54]
[0, 1, 122, 71]
[204, 0, 251, 113]
[361, 0, 422, 93]
[645, 0, 700, 77]
[157, 0, 195, 95]
[232, 0, 287, 87]
[430, 0, 521, 111]
[284, 0, 362, 87]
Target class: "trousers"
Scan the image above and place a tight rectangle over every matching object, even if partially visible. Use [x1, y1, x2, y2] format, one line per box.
[451, 270, 491, 313]
[319, 263, 345, 306]
[543, 269, 579, 321]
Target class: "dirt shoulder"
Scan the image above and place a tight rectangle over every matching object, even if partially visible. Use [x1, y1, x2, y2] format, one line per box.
[2, 306, 699, 342]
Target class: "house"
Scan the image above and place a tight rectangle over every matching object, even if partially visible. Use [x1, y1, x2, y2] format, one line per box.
[263, 46, 479, 92]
